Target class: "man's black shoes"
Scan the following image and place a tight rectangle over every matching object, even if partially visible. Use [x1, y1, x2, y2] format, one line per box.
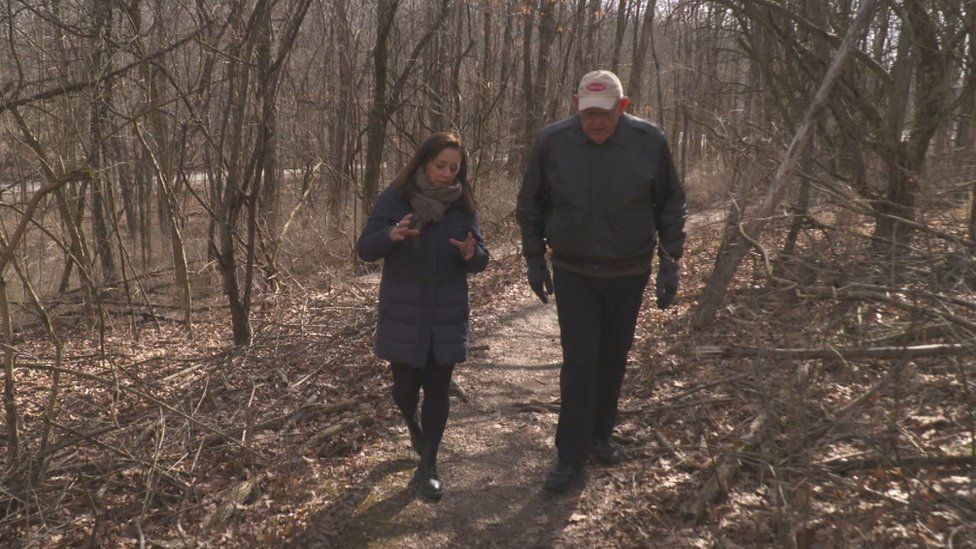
[543, 461, 584, 493]
[543, 440, 620, 494]
[592, 437, 622, 465]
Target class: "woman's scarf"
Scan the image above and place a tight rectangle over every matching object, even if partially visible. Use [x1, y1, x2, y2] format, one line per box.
[409, 167, 462, 230]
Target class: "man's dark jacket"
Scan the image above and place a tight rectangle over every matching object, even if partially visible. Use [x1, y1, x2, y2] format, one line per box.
[517, 113, 687, 264]
[357, 186, 490, 369]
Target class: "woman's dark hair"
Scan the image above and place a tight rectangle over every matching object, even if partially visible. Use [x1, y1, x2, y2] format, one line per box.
[390, 132, 476, 212]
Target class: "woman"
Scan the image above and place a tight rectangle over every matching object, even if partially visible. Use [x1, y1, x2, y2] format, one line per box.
[356, 132, 489, 501]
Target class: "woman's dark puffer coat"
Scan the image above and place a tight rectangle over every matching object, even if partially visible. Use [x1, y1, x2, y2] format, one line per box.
[356, 186, 490, 368]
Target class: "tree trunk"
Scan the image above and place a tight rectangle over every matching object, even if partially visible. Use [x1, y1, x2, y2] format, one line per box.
[216, 0, 312, 343]
[327, 0, 355, 236]
[970, 179, 976, 241]
[872, 0, 949, 249]
[448, 3, 467, 127]
[0, 229, 64, 479]
[520, 0, 537, 151]
[135, 124, 193, 338]
[583, 0, 601, 67]
[1, 273, 19, 471]
[782, 0, 830, 256]
[958, 5, 976, 240]
[610, 0, 628, 74]
[500, 4, 514, 88]
[123, 0, 194, 337]
[428, 29, 448, 130]
[218, 7, 257, 345]
[629, 0, 657, 113]
[363, 0, 449, 218]
[256, 2, 281, 292]
[530, 0, 557, 136]
[362, 0, 399, 216]
[88, 0, 118, 285]
[54, 185, 96, 315]
[111, 134, 138, 239]
[571, 0, 586, 80]
[258, 5, 280, 251]
[781, 159, 812, 257]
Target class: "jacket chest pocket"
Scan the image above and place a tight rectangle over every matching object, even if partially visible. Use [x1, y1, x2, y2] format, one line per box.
[610, 160, 656, 205]
[545, 156, 590, 207]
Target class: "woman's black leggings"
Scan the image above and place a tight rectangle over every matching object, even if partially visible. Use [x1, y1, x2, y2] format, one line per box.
[389, 357, 455, 456]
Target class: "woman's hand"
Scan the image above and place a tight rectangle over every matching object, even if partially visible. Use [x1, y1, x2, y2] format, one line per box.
[449, 231, 477, 261]
[389, 214, 420, 242]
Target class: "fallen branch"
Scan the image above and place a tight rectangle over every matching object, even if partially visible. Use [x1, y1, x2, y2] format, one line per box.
[97, 299, 218, 312]
[514, 399, 561, 413]
[303, 414, 375, 455]
[798, 286, 976, 333]
[450, 379, 470, 403]
[695, 343, 969, 360]
[207, 476, 262, 531]
[654, 429, 686, 461]
[619, 397, 735, 416]
[688, 412, 769, 524]
[201, 398, 361, 447]
[863, 323, 953, 346]
[821, 454, 976, 473]
[274, 398, 359, 434]
[689, 360, 818, 524]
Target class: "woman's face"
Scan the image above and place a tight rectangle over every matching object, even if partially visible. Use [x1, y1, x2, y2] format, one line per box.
[424, 147, 462, 187]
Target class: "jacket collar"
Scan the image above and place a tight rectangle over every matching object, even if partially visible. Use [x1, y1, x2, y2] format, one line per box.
[570, 113, 633, 145]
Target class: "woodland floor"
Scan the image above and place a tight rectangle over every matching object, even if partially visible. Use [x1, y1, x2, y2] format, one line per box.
[4, 210, 976, 547]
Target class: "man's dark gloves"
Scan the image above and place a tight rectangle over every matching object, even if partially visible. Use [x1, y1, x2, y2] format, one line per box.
[655, 258, 679, 310]
[526, 255, 553, 303]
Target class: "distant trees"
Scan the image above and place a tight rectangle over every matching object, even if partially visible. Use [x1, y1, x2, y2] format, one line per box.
[1, 0, 974, 388]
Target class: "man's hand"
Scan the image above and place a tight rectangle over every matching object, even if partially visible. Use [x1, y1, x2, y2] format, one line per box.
[655, 259, 679, 310]
[389, 214, 420, 242]
[526, 256, 553, 303]
[449, 231, 477, 261]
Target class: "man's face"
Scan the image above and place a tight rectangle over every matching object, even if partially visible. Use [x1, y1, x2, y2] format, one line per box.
[575, 98, 628, 144]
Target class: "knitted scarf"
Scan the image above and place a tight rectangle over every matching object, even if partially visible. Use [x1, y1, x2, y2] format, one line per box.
[409, 167, 462, 229]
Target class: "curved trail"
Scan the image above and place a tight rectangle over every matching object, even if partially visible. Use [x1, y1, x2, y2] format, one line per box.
[294, 210, 722, 547]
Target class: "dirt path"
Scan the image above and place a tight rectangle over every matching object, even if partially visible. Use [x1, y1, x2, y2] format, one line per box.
[300, 288, 602, 547]
[289, 211, 726, 548]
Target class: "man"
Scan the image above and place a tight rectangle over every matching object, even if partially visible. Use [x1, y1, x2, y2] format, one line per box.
[517, 70, 687, 492]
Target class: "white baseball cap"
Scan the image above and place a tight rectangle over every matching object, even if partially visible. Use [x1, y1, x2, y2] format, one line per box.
[577, 70, 624, 111]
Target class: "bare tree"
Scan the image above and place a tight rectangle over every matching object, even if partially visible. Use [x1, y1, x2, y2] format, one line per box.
[362, 0, 452, 214]
[692, 0, 879, 328]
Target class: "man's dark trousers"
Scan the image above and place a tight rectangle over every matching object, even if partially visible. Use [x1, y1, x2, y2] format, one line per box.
[552, 265, 649, 465]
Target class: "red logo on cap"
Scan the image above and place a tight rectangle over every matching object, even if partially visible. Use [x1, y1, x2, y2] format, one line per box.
[586, 82, 606, 92]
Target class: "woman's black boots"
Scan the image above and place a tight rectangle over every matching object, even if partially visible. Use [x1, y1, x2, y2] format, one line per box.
[402, 413, 442, 500]
[402, 412, 425, 457]
[417, 446, 443, 501]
